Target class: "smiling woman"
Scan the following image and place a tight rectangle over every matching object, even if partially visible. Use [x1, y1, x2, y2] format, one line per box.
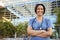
[27, 4, 53, 40]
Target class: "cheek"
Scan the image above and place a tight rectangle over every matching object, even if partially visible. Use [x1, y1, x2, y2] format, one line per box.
[37, 10, 44, 13]
[36, 11, 43, 15]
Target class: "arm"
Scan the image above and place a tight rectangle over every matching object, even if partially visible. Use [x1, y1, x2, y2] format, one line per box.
[37, 19, 53, 37]
[27, 25, 46, 36]
[37, 28, 52, 37]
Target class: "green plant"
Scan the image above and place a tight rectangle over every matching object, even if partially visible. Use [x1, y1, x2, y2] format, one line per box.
[53, 7, 60, 25]
[16, 21, 28, 37]
[0, 21, 5, 38]
[50, 30, 58, 39]
[52, 7, 60, 39]
[0, 21, 16, 38]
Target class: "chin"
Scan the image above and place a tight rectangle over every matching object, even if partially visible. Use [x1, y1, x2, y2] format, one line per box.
[38, 15, 43, 16]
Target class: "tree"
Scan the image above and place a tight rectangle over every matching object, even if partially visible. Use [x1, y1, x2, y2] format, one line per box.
[53, 7, 60, 38]
[0, 21, 16, 38]
[53, 7, 60, 25]
[16, 22, 28, 37]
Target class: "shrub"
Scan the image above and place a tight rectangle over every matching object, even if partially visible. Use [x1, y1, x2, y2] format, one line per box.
[0, 21, 16, 38]
[16, 22, 28, 37]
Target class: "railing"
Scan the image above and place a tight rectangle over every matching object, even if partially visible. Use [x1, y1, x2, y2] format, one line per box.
[7, 7, 22, 18]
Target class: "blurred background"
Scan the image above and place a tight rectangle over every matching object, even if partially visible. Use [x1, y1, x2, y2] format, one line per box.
[0, 0, 60, 40]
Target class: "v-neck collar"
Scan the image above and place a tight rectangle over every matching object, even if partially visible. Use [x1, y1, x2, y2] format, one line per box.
[35, 17, 44, 24]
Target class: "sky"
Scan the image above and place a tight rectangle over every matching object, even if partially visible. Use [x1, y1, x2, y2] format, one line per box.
[0, 0, 56, 7]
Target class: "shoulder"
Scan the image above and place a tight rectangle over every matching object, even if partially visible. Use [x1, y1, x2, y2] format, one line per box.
[28, 18, 35, 26]
[44, 17, 53, 28]
[29, 18, 35, 22]
[44, 17, 51, 22]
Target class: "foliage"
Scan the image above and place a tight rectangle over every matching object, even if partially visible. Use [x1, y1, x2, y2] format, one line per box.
[54, 7, 60, 24]
[16, 21, 28, 37]
[50, 30, 58, 39]
[53, 7, 60, 38]
[0, 21, 16, 38]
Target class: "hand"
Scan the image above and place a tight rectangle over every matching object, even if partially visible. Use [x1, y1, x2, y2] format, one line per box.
[40, 30, 46, 33]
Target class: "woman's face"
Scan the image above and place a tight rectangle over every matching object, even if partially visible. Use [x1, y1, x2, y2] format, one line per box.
[36, 5, 44, 16]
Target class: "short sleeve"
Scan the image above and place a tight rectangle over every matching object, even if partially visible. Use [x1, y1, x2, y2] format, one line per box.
[47, 19, 53, 28]
[28, 19, 33, 27]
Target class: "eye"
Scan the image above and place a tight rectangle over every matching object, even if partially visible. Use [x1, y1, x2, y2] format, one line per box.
[37, 8, 43, 10]
[37, 8, 40, 10]
[41, 8, 43, 10]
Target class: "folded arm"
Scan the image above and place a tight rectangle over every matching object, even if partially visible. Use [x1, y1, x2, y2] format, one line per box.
[27, 26, 52, 37]
[27, 26, 46, 36]
[37, 28, 52, 37]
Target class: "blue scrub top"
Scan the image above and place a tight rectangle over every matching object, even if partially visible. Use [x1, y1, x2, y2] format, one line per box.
[28, 17, 53, 40]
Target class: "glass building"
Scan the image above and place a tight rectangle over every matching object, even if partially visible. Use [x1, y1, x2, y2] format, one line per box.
[0, 0, 59, 24]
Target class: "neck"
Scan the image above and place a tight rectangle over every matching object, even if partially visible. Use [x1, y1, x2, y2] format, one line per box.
[37, 16, 43, 20]
[36, 16, 43, 22]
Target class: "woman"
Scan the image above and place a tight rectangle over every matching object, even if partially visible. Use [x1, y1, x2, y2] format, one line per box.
[27, 4, 53, 40]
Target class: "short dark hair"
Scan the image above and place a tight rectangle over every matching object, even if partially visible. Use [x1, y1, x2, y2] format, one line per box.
[35, 4, 45, 14]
